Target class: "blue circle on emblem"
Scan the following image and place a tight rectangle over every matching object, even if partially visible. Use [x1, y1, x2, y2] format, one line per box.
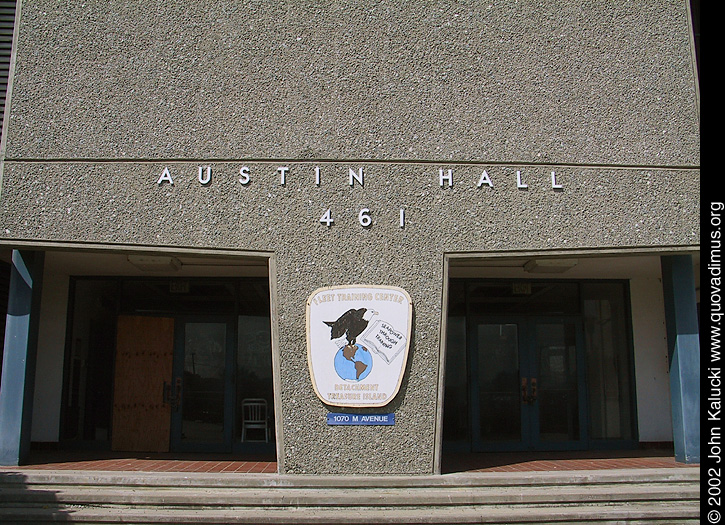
[333, 343, 373, 382]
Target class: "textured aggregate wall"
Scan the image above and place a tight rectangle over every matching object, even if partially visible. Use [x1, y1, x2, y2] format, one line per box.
[0, 1, 700, 474]
[3, 1, 699, 165]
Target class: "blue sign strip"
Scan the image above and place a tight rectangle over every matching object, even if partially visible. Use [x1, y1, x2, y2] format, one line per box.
[327, 413, 395, 426]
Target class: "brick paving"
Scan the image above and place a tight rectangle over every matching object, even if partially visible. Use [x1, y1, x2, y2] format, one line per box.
[442, 449, 697, 473]
[19, 451, 278, 474]
[9, 448, 696, 474]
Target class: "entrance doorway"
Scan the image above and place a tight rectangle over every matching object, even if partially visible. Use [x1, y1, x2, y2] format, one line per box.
[170, 318, 236, 452]
[470, 317, 585, 451]
[443, 279, 637, 453]
[62, 276, 275, 455]
[111, 315, 174, 452]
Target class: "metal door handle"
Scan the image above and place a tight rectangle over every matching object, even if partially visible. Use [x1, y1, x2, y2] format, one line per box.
[173, 378, 182, 410]
[530, 378, 537, 404]
[163, 378, 183, 410]
[521, 377, 538, 405]
[521, 377, 529, 403]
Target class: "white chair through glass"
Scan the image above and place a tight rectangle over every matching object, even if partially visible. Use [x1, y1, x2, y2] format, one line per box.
[241, 398, 269, 442]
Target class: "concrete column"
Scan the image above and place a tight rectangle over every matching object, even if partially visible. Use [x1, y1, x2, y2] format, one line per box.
[0, 250, 45, 465]
[660, 254, 700, 463]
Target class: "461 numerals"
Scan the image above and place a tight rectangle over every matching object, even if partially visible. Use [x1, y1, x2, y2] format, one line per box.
[320, 208, 405, 228]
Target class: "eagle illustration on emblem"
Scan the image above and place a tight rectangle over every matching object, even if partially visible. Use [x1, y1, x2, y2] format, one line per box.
[324, 308, 377, 381]
[324, 308, 378, 346]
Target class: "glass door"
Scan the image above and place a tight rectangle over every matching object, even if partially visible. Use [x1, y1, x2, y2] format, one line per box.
[529, 320, 587, 450]
[470, 321, 526, 449]
[470, 317, 586, 451]
[170, 318, 236, 452]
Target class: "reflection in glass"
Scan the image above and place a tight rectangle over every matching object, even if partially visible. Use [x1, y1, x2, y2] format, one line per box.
[477, 324, 520, 442]
[583, 283, 634, 440]
[236, 316, 274, 441]
[536, 323, 579, 442]
[62, 280, 118, 442]
[442, 316, 468, 442]
[181, 323, 226, 443]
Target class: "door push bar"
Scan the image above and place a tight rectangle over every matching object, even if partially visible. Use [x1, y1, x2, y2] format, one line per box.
[521, 377, 538, 404]
[163, 378, 182, 410]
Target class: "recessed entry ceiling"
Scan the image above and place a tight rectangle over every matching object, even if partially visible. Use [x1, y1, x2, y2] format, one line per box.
[0, 247, 701, 286]
[448, 252, 700, 285]
[35, 250, 269, 278]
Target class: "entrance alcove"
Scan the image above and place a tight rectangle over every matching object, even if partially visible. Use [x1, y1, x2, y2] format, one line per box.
[28, 249, 277, 459]
[439, 253, 698, 469]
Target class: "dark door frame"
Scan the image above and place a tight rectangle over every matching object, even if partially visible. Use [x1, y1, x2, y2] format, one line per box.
[468, 315, 588, 452]
[170, 315, 237, 453]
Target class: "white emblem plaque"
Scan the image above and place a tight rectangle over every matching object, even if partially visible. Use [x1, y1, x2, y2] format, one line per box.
[306, 285, 413, 408]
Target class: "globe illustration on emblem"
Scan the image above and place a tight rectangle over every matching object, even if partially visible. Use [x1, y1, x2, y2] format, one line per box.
[334, 343, 373, 381]
[323, 307, 378, 382]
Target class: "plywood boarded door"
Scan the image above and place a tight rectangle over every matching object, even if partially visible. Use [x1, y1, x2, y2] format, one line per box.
[112, 315, 175, 452]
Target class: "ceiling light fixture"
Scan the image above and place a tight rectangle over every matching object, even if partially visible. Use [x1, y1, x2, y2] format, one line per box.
[523, 259, 578, 273]
[127, 255, 182, 272]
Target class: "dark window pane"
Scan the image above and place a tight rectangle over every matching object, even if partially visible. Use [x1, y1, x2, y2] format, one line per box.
[477, 323, 521, 442]
[583, 283, 634, 441]
[466, 281, 580, 316]
[62, 280, 118, 441]
[442, 316, 468, 442]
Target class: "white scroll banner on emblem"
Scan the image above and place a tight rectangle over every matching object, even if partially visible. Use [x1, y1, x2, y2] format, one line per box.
[359, 320, 407, 364]
[306, 285, 413, 408]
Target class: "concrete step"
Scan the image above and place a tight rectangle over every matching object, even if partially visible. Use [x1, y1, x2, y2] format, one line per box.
[0, 482, 700, 507]
[0, 502, 702, 524]
[0, 466, 700, 488]
[0, 467, 700, 524]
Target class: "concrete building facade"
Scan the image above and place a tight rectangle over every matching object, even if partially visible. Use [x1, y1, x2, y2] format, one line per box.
[0, 1, 699, 475]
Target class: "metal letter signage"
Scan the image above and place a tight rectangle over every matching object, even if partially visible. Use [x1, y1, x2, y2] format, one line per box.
[306, 285, 413, 408]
